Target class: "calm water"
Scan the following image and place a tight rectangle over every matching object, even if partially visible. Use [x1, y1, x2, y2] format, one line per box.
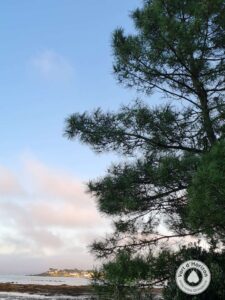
[0, 275, 90, 286]
[0, 275, 163, 299]
[0, 275, 93, 300]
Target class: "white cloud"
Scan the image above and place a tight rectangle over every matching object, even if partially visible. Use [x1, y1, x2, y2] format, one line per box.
[0, 166, 24, 196]
[0, 157, 111, 273]
[31, 50, 74, 81]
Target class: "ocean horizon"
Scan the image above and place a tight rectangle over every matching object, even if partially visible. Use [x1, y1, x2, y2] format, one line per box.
[0, 275, 92, 300]
[0, 275, 90, 286]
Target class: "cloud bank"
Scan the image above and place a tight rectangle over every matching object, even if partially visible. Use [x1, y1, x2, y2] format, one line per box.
[0, 157, 110, 274]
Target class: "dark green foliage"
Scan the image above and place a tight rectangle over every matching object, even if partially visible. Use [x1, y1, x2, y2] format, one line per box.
[163, 246, 225, 300]
[92, 250, 163, 299]
[65, 0, 225, 297]
[188, 141, 225, 241]
[113, 0, 225, 101]
[65, 103, 205, 155]
[102, 250, 150, 285]
[112, 0, 225, 146]
[93, 246, 225, 299]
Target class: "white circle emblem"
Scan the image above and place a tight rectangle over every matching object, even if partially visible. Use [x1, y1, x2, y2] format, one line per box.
[175, 260, 211, 295]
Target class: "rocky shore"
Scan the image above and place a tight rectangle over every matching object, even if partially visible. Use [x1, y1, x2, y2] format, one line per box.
[0, 283, 95, 296]
[0, 283, 163, 299]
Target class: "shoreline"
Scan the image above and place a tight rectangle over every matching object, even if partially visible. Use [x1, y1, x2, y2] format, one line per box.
[0, 283, 95, 296]
[0, 283, 163, 299]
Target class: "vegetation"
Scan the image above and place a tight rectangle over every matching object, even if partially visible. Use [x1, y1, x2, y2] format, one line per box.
[65, 0, 225, 298]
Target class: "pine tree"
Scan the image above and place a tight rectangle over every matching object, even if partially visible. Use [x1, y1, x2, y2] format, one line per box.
[65, 0, 225, 297]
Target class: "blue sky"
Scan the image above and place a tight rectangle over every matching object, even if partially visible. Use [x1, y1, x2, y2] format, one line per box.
[0, 0, 163, 274]
[0, 0, 142, 178]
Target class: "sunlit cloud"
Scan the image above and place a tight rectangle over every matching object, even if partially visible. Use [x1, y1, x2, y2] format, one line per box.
[0, 166, 24, 196]
[0, 157, 110, 273]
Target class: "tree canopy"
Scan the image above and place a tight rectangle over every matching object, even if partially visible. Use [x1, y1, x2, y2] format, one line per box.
[65, 0, 225, 297]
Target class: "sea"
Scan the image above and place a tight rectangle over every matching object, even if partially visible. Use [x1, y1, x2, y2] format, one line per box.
[0, 275, 92, 300]
[0, 276, 163, 300]
[0, 275, 89, 286]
